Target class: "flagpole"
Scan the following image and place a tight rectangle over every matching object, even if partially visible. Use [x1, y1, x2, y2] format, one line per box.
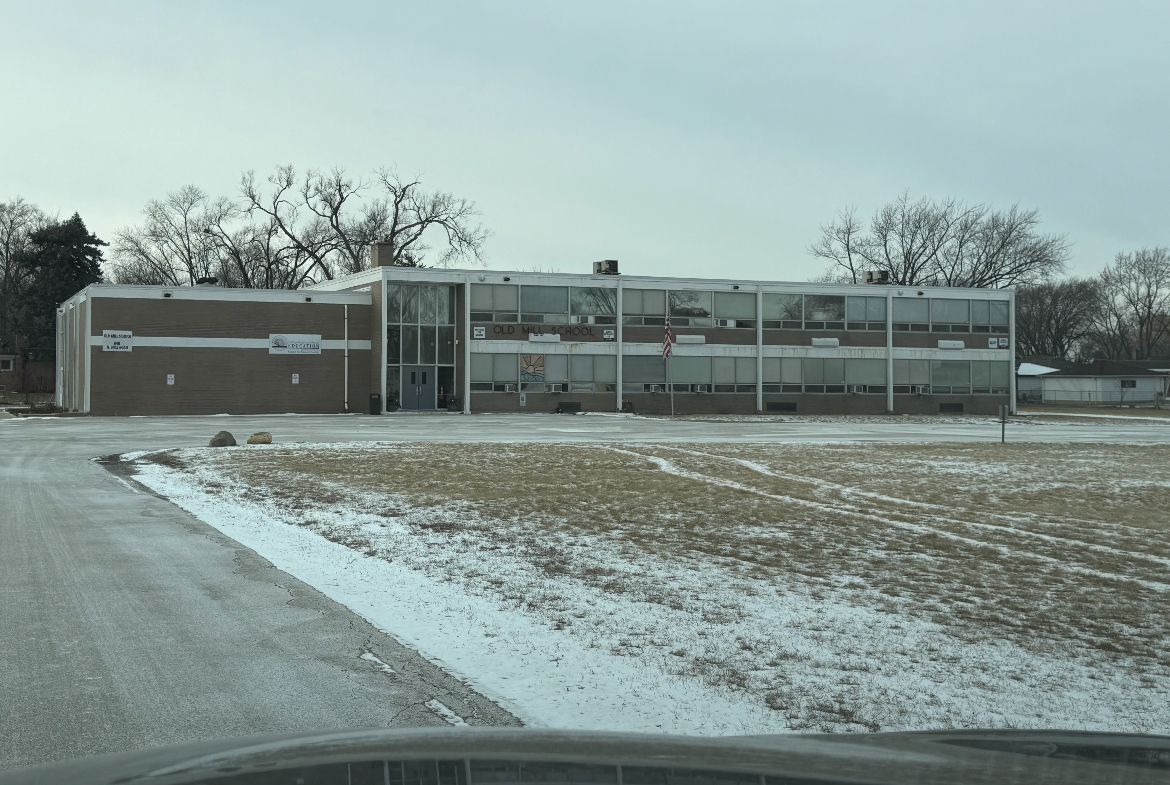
[669, 354, 675, 417]
[664, 303, 675, 417]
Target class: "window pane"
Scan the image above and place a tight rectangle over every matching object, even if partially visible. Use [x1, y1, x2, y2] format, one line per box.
[711, 356, 735, 384]
[990, 300, 1009, 325]
[714, 291, 756, 319]
[623, 355, 666, 383]
[781, 358, 801, 384]
[622, 288, 643, 315]
[762, 357, 781, 384]
[420, 285, 438, 324]
[846, 297, 868, 322]
[893, 359, 910, 385]
[493, 353, 516, 382]
[386, 284, 402, 323]
[672, 356, 711, 384]
[521, 286, 569, 314]
[386, 367, 400, 405]
[931, 360, 971, 386]
[436, 286, 453, 324]
[493, 284, 519, 312]
[520, 354, 545, 382]
[846, 358, 886, 385]
[931, 298, 969, 324]
[991, 360, 1011, 387]
[471, 353, 493, 382]
[802, 358, 824, 384]
[570, 355, 594, 381]
[635, 289, 665, 315]
[824, 358, 845, 384]
[571, 287, 617, 316]
[594, 355, 617, 383]
[401, 325, 419, 363]
[545, 354, 569, 382]
[910, 359, 930, 385]
[892, 297, 929, 323]
[470, 284, 493, 311]
[401, 285, 419, 323]
[386, 326, 401, 364]
[437, 325, 455, 364]
[970, 299, 991, 325]
[762, 293, 802, 322]
[669, 290, 712, 318]
[420, 326, 437, 363]
[971, 360, 990, 388]
[866, 297, 887, 322]
[805, 295, 845, 322]
[735, 357, 756, 384]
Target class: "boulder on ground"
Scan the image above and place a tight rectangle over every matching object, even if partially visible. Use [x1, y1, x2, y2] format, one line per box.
[247, 431, 272, 445]
[209, 430, 236, 447]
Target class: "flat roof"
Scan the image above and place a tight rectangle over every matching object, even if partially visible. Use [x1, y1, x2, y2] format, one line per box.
[60, 283, 372, 309]
[309, 265, 1015, 300]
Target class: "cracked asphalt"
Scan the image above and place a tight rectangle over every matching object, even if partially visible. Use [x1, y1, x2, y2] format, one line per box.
[0, 416, 526, 771]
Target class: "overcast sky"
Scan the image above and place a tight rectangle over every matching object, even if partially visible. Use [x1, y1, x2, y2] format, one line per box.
[3, 1, 1167, 282]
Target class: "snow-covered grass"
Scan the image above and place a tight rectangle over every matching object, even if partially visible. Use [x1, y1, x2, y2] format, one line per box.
[127, 441, 1170, 735]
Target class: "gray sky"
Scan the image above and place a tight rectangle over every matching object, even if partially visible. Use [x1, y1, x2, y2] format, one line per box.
[3, 1, 1167, 281]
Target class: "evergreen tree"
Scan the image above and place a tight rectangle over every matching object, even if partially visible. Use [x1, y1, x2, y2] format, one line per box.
[16, 213, 105, 358]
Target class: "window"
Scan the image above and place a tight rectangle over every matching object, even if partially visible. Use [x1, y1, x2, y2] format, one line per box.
[761, 293, 803, 329]
[931, 360, 971, 394]
[566, 354, 616, 392]
[0, 359, 11, 372]
[622, 289, 667, 325]
[1121, 379, 1137, 389]
[668, 290, 713, 327]
[892, 297, 930, 331]
[970, 360, 1010, 394]
[470, 283, 519, 322]
[623, 355, 666, 392]
[762, 357, 802, 392]
[800, 357, 845, 393]
[521, 286, 569, 324]
[893, 359, 930, 393]
[713, 291, 756, 327]
[570, 287, 617, 324]
[470, 352, 519, 391]
[930, 298, 970, 332]
[846, 296, 887, 330]
[804, 295, 845, 330]
[845, 358, 886, 393]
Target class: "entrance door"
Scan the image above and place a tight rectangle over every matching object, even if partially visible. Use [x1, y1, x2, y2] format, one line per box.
[401, 366, 436, 410]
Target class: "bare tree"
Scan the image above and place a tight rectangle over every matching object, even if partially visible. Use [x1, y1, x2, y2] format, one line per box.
[1096, 248, 1170, 360]
[370, 168, 489, 268]
[0, 198, 52, 353]
[110, 186, 225, 286]
[810, 191, 1069, 288]
[1015, 278, 1101, 360]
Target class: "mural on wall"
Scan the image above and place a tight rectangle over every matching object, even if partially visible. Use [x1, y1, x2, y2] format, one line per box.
[520, 354, 545, 382]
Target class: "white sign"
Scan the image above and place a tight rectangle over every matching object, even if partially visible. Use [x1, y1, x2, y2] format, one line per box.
[473, 326, 486, 339]
[519, 393, 526, 407]
[603, 329, 615, 341]
[269, 334, 321, 354]
[166, 374, 174, 385]
[988, 337, 998, 348]
[291, 373, 300, 385]
[998, 337, 1009, 348]
[102, 330, 132, 352]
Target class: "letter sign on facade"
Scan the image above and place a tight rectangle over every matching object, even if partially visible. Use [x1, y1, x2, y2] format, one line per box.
[269, 334, 321, 354]
[103, 330, 133, 352]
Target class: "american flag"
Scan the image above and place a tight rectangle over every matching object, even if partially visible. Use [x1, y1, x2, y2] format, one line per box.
[662, 311, 673, 358]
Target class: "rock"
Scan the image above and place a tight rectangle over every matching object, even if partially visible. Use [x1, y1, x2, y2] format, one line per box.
[208, 430, 236, 447]
[246, 431, 272, 445]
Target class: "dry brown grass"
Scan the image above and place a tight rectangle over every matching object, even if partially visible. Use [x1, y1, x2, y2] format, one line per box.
[167, 441, 1170, 674]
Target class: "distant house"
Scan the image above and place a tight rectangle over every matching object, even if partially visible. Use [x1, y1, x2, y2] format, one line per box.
[1017, 360, 1170, 405]
[0, 354, 20, 395]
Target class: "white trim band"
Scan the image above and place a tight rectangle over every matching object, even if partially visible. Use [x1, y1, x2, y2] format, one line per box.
[87, 336, 371, 350]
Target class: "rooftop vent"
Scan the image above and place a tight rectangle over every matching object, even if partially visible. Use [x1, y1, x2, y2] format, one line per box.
[863, 270, 890, 285]
[593, 259, 619, 275]
[195, 277, 219, 286]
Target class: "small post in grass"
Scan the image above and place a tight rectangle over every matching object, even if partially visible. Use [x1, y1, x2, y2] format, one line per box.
[999, 403, 1009, 443]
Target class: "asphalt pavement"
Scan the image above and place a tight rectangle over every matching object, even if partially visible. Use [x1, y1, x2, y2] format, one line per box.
[2, 411, 1167, 770]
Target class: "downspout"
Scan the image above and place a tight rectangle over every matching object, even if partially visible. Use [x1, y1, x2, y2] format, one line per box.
[55, 307, 63, 409]
[380, 276, 387, 414]
[83, 292, 92, 414]
[344, 303, 349, 413]
[1009, 289, 1017, 415]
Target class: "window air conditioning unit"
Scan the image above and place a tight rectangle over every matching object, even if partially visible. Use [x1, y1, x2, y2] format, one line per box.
[864, 270, 890, 284]
[694, 384, 710, 393]
[571, 315, 594, 324]
[549, 383, 564, 393]
[504, 384, 517, 393]
[593, 259, 619, 275]
[648, 384, 663, 393]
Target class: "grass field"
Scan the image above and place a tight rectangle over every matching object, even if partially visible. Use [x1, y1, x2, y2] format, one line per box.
[130, 441, 1170, 734]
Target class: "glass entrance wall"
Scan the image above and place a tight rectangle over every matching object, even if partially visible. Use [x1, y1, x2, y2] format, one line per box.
[386, 283, 458, 409]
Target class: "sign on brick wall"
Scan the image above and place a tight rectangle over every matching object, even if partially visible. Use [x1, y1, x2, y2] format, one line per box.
[269, 334, 321, 354]
[102, 330, 133, 352]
